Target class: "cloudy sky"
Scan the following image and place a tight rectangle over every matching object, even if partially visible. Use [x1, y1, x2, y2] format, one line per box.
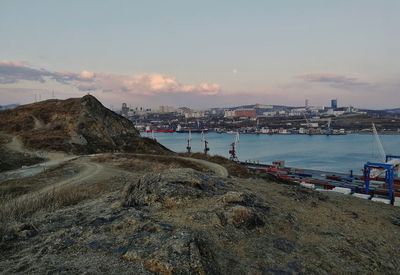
[1, 0, 399, 109]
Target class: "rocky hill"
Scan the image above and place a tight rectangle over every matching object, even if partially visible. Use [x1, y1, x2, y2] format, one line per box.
[0, 95, 168, 154]
[1, 96, 400, 274]
[1, 154, 400, 274]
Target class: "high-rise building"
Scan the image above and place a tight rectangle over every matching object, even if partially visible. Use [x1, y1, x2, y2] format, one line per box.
[331, 99, 338, 109]
[121, 103, 129, 116]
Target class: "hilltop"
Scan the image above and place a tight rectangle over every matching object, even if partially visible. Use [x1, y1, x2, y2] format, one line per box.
[1, 96, 400, 274]
[0, 95, 168, 155]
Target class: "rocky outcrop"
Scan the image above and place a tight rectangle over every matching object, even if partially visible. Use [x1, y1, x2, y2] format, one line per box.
[2, 157, 400, 274]
[123, 169, 226, 208]
[0, 95, 169, 154]
[120, 168, 274, 274]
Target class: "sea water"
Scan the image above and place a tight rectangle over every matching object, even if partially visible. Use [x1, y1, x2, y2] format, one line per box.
[147, 133, 399, 174]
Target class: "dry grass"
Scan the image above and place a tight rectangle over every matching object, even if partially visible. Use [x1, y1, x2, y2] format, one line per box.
[163, 196, 179, 209]
[0, 182, 107, 240]
[0, 134, 11, 145]
[0, 147, 44, 173]
[0, 163, 81, 201]
[179, 153, 253, 178]
[95, 154, 207, 173]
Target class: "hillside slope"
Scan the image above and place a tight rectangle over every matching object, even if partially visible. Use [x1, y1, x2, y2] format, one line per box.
[1, 154, 400, 274]
[0, 95, 168, 154]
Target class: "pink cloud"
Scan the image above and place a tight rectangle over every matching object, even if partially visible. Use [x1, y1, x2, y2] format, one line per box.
[0, 61, 221, 96]
[79, 70, 96, 80]
[92, 73, 221, 96]
[297, 73, 373, 90]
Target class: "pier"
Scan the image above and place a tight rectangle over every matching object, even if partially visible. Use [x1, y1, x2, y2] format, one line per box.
[241, 160, 400, 206]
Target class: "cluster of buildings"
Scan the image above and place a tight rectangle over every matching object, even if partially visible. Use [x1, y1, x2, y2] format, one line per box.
[120, 103, 152, 117]
[120, 99, 358, 120]
[120, 104, 207, 119]
[222, 100, 363, 120]
[116, 99, 373, 134]
[122, 100, 361, 120]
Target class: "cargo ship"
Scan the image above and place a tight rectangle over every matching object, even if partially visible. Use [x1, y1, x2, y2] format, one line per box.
[175, 124, 208, 133]
[144, 126, 175, 133]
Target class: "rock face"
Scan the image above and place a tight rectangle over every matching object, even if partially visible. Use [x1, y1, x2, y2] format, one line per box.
[0, 95, 168, 154]
[123, 169, 224, 208]
[121, 169, 271, 274]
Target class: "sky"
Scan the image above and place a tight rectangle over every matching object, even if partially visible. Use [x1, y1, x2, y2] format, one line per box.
[0, 0, 399, 109]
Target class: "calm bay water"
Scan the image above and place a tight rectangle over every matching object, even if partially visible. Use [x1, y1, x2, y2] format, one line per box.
[146, 132, 400, 174]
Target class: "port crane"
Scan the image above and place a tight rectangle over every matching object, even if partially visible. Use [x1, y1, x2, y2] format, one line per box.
[367, 123, 400, 177]
[186, 130, 192, 153]
[372, 123, 386, 163]
[201, 130, 210, 155]
[229, 131, 240, 162]
[364, 123, 400, 203]
[370, 123, 400, 174]
[325, 118, 332, 135]
[303, 113, 313, 135]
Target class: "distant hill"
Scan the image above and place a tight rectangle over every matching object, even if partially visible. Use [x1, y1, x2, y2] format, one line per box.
[0, 95, 169, 154]
[0, 104, 19, 111]
[220, 104, 290, 111]
[386, 108, 400, 114]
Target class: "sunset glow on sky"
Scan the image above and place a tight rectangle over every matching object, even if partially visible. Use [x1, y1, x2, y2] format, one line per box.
[1, 0, 399, 109]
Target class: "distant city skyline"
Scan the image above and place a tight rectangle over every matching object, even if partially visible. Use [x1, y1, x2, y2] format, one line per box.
[1, 0, 399, 109]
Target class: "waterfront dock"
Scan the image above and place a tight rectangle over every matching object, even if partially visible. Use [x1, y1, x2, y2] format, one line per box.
[242, 161, 400, 205]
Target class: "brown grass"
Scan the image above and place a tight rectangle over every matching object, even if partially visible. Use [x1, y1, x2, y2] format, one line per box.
[179, 153, 253, 178]
[163, 196, 179, 209]
[0, 134, 11, 145]
[0, 163, 81, 200]
[95, 154, 208, 173]
[0, 182, 107, 240]
[0, 150, 44, 173]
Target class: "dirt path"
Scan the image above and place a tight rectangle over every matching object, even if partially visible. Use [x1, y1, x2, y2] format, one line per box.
[0, 158, 110, 211]
[94, 153, 229, 178]
[39, 159, 104, 193]
[0, 134, 78, 182]
[5, 135, 67, 161]
[4, 135, 25, 152]
[178, 156, 229, 177]
[0, 156, 79, 182]
[1, 133, 229, 184]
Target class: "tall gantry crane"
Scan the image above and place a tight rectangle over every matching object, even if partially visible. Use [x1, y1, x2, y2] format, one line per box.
[229, 131, 240, 162]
